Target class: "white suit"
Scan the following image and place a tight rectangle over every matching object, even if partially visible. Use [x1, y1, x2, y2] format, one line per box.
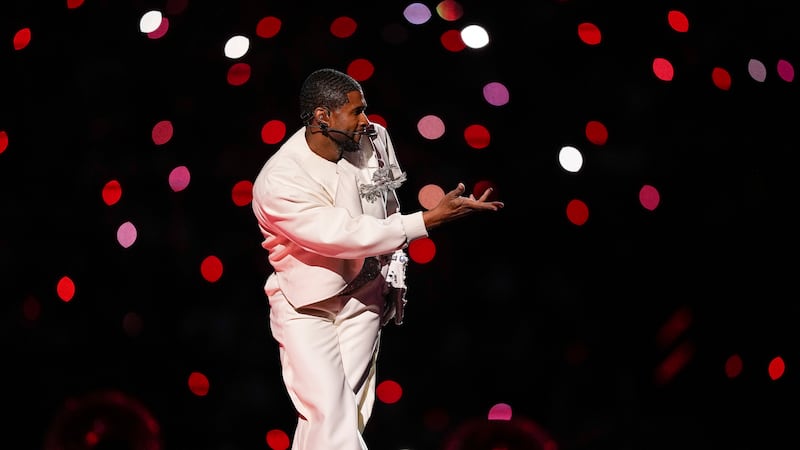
[251, 123, 427, 449]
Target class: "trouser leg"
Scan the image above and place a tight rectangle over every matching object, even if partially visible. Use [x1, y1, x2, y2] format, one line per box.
[335, 278, 384, 432]
[268, 277, 384, 450]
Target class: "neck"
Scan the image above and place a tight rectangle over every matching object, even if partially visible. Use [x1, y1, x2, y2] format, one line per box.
[305, 127, 341, 162]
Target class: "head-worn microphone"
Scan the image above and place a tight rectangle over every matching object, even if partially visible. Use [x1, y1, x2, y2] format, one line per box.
[316, 123, 377, 138]
[359, 124, 377, 137]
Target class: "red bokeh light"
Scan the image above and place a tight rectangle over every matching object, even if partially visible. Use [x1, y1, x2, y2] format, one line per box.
[577, 22, 601, 45]
[440, 29, 466, 52]
[712, 67, 732, 90]
[266, 428, 290, 450]
[376, 379, 403, 404]
[232, 180, 254, 206]
[227, 62, 252, 86]
[464, 124, 490, 149]
[347, 58, 375, 82]
[57, 276, 76, 302]
[151, 120, 174, 146]
[653, 57, 675, 81]
[188, 371, 210, 396]
[408, 237, 436, 264]
[200, 255, 223, 283]
[585, 120, 608, 146]
[331, 16, 357, 38]
[566, 199, 589, 226]
[472, 180, 498, 201]
[256, 16, 282, 38]
[261, 120, 287, 145]
[768, 356, 785, 381]
[724, 354, 743, 379]
[13, 27, 32, 50]
[0, 130, 8, 154]
[667, 10, 690, 32]
[102, 179, 122, 206]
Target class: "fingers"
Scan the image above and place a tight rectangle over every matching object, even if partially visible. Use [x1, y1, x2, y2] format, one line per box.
[449, 182, 501, 207]
[443, 183, 466, 201]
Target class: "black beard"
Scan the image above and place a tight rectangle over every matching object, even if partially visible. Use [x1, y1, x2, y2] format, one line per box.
[335, 135, 361, 154]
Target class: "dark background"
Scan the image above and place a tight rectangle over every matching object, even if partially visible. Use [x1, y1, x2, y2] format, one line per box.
[2, 1, 798, 449]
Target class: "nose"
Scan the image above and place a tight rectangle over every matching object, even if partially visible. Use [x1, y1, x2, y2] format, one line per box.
[356, 114, 370, 134]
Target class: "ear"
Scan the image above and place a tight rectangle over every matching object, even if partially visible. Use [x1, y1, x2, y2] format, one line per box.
[314, 107, 329, 124]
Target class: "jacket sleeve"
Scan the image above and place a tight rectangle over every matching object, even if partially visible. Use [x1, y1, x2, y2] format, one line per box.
[252, 154, 427, 261]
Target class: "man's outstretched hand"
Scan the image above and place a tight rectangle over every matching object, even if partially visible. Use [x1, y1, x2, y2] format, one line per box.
[422, 182, 504, 231]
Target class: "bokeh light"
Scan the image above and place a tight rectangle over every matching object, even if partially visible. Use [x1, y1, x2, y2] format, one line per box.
[151, 120, 174, 146]
[139, 10, 162, 34]
[376, 379, 403, 404]
[748, 58, 767, 82]
[102, 180, 122, 206]
[712, 67, 732, 90]
[558, 146, 583, 173]
[200, 255, 224, 282]
[768, 356, 785, 381]
[13, 27, 31, 50]
[168, 165, 191, 192]
[418, 184, 445, 210]
[639, 184, 661, 211]
[228, 62, 252, 86]
[224, 35, 250, 59]
[653, 57, 675, 81]
[188, 372, 210, 396]
[566, 199, 589, 226]
[460, 24, 489, 49]
[331, 16, 357, 38]
[256, 16, 282, 38]
[404, 3, 432, 25]
[463, 124, 490, 149]
[147, 16, 169, 39]
[56, 276, 76, 302]
[417, 115, 446, 140]
[436, 0, 464, 21]
[776, 59, 794, 82]
[487, 403, 512, 421]
[667, 10, 690, 32]
[577, 22, 601, 45]
[117, 221, 138, 248]
[266, 429, 291, 450]
[261, 120, 287, 145]
[408, 237, 436, 264]
[232, 180, 254, 206]
[584, 120, 608, 146]
[482, 81, 509, 107]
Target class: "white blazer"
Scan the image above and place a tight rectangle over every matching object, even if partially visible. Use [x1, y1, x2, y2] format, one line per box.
[252, 123, 427, 308]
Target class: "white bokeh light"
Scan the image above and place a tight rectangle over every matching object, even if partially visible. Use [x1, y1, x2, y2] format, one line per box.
[559, 145, 583, 173]
[224, 35, 250, 59]
[461, 24, 489, 49]
[139, 10, 162, 34]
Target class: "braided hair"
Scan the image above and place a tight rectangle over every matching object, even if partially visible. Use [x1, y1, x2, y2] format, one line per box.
[299, 68, 363, 125]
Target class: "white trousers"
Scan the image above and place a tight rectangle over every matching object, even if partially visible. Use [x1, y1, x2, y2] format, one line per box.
[268, 276, 386, 450]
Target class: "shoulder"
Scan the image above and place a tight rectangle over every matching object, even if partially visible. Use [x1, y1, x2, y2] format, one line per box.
[371, 122, 389, 137]
[254, 129, 307, 182]
[366, 122, 393, 150]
